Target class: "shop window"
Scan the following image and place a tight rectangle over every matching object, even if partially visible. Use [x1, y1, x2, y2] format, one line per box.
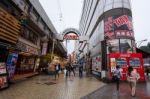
[32, 9, 39, 21]
[20, 27, 38, 45]
[120, 39, 132, 53]
[28, 31, 38, 45]
[107, 39, 119, 53]
[39, 19, 45, 30]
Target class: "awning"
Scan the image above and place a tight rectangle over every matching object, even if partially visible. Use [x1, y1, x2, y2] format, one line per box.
[136, 48, 150, 58]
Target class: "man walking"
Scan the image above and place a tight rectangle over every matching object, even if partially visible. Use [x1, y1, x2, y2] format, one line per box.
[79, 64, 83, 78]
[113, 65, 122, 92]
[54, 64, 60, 80]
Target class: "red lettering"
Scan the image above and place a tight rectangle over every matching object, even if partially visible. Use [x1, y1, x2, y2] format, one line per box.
[113, 15, 129, 27]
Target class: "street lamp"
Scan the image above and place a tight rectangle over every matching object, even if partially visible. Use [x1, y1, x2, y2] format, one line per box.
[136, 39, 147, 48]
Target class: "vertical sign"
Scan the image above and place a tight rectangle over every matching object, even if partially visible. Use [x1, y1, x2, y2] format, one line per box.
[6, 52, 18, 79]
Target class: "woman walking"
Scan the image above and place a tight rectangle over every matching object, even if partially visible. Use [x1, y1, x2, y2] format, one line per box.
[127, 66, 140, 96]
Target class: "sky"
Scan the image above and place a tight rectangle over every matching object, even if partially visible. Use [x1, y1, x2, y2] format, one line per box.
[39, 0, 150, 54]
[39, 0, 83, 54]
[131, 0, 150, 46]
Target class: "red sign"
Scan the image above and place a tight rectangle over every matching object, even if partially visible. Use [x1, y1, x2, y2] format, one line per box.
[104, 15, 134, 39]
[64, 34, 79, 40]
[113, 15, 133, 30]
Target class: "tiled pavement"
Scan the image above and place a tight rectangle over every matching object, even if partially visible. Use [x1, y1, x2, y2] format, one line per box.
[0, 73, 105, 99]
[82, 79, 150, 99]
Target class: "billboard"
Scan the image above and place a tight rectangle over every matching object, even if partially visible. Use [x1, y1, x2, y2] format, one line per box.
[104, 15, 134, 40]
[92, 55, 101, 72]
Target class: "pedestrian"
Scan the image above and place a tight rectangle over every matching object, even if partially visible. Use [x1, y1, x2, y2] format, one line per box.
[145, 67, 149, 77]
[64, 67, 67, 78]
[65, 64, 70, 79]
[67, 63, 72, 77]
[70, 64, 75, 76]
[112, 65, 122, 92]
[54, 64, 60, 80]
[127, 66, 140, 97]
[79, 64, 83, 78]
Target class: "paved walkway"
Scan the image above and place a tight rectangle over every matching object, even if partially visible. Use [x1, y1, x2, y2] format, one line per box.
[82, 79, 150, 99]
[0, 73, 105, 99]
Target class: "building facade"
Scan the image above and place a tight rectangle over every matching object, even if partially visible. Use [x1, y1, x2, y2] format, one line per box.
[0, 0, 66, 82]
[76, 0, 135, 77]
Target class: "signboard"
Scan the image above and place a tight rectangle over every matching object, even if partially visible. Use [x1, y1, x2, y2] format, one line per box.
[63, 33, 79, 40]
[62, 28, 81, 41]
[104, 15, 134, 39]
[110, 58, 116, 72]
[92, 55, 101, 72]
[6, 52, 18, 79]
[17, 41, 39, 55]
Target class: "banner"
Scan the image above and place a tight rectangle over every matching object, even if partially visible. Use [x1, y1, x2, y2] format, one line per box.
[104, 15, 134, 39]
[6, 52, 18, 79]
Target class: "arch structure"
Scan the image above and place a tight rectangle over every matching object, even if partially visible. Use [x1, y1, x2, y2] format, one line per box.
[56, 28, 89, 42]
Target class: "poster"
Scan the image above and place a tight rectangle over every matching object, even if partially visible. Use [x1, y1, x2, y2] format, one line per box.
[0, 63, 7, 74]
[6, 52, 18, 79]
[110, 58, 116, 72]
[0, 76, 8, 89]
[92, 55, 101, 72]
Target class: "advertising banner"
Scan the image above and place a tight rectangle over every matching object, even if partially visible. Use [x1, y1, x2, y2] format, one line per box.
[92, 55, 101, 72]
[0, 63, 7, 74]
[0, 76, 8, 89]
[6, 52, 18, 79]
[104, 15, 134, 39]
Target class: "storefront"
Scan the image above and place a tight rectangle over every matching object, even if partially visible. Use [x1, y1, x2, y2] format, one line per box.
[0, 46, 9, 89]
[15, 41, 40, 75]
[0, 7, 20, 89]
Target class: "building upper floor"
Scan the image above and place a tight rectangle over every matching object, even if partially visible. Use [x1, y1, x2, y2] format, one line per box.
[79, 0, 132, 36]
[0, 0, 67, 57]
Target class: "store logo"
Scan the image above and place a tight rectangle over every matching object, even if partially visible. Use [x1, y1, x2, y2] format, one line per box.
[113, 15, 133, 30]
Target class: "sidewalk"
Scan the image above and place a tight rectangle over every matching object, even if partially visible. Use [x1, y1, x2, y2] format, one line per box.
[82, 79, 150, 99]
[11, 72, 39, 82]
[0, 73, 105, 99]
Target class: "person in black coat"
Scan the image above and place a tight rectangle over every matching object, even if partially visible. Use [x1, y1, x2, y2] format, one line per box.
[54, 64, 60, 80]
[79, 64, 83, 78]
